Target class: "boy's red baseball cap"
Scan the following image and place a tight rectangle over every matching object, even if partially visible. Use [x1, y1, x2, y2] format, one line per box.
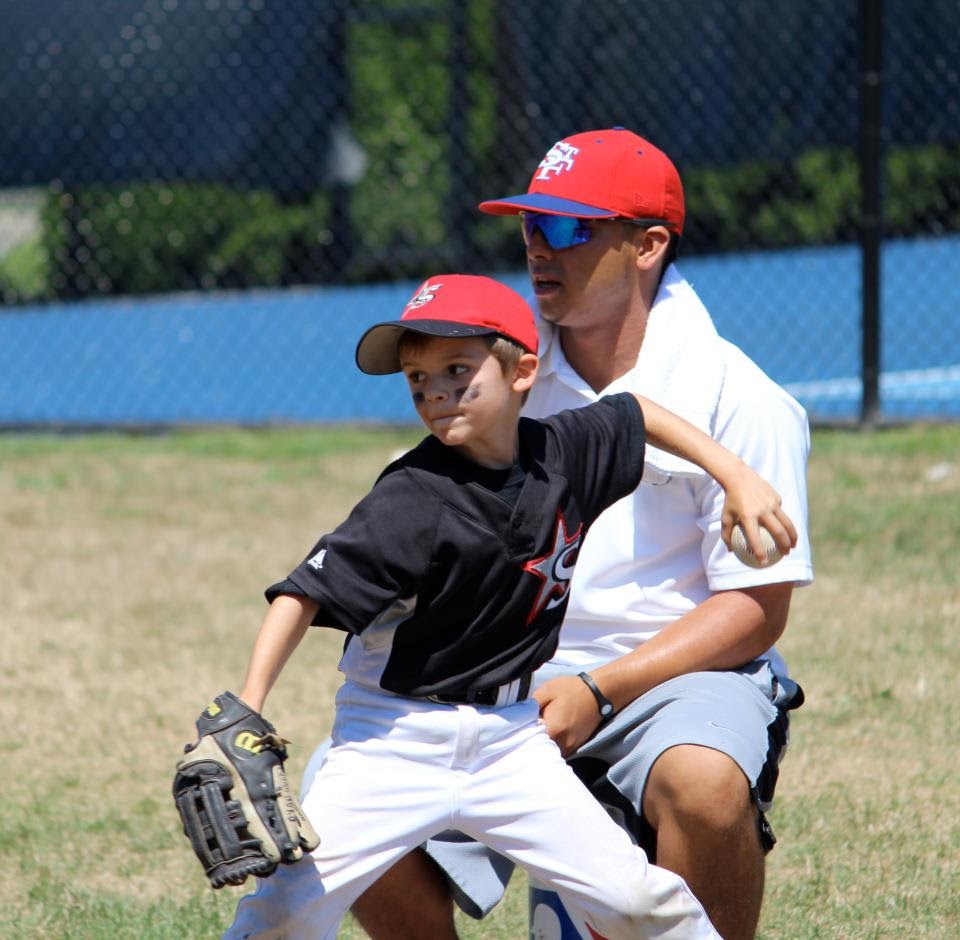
[356, 274, 538, 375]
[479, 127, 685, 235]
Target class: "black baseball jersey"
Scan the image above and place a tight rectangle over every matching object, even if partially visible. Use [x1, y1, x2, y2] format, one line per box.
[266, 392, 646, 698]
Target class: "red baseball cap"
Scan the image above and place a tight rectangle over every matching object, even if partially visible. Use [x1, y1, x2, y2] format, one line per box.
[479, 127, 685, 235]
[355, 274, 538, 375]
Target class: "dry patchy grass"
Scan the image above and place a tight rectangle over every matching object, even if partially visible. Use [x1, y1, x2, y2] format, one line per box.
[761, 426, 960, 938]
[1, 424, 958, 938]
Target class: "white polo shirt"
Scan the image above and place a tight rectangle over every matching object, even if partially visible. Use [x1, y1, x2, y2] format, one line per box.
[522, 265, 814, 679]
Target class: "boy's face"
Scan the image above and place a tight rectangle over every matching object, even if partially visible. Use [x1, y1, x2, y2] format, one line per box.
[399, 335, 535, 466]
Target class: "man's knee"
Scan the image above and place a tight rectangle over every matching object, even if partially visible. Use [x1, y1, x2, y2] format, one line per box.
[645, 744, 756, 834]
[351, 848, 458, 940]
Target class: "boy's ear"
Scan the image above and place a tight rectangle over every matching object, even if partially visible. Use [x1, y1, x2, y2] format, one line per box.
[512, 352, 539, 393]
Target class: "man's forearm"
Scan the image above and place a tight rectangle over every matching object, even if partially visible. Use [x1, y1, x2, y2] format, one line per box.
[590, 583, 794, 713]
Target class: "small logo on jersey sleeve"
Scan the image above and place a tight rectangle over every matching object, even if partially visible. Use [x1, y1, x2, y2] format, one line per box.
[307, 548, 327, 571]
[522, 511, 583, 625]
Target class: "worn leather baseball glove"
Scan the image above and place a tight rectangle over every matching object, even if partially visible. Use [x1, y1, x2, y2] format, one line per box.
[172, 691, 320, 889]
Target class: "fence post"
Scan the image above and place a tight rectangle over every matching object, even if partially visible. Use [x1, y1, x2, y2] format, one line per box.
[859, 0, 883, 426]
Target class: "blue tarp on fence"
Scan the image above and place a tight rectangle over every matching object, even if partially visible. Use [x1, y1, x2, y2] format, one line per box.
[2, 236, 959, 427]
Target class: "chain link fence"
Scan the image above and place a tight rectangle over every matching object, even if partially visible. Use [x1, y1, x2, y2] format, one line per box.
[1, 0, 959, 426]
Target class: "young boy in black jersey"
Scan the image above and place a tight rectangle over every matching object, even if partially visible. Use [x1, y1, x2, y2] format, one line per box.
[224, 274, 795, 940]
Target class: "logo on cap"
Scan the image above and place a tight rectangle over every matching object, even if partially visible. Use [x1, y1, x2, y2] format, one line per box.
[407, 283, 442, 309]
[535, 142, 579, 180]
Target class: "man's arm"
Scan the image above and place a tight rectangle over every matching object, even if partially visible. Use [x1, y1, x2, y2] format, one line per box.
[534, 393, 802, 755]
[535, 581, 793, 756]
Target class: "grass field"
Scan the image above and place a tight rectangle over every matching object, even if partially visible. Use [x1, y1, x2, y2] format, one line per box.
[2, 424, 958, 939]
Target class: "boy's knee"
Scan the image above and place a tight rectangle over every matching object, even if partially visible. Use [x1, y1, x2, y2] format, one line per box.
[646, 744, 754, 834]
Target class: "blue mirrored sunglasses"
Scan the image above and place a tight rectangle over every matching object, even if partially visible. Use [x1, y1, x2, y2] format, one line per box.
[520, 211, 670, 250]
[520, 213, 592, 249]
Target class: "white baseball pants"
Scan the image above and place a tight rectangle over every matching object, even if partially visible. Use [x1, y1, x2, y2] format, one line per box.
[223, 681, 718, 940]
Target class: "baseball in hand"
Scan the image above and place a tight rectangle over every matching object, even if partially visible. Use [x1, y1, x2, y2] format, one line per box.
[731, 524, 782, 568]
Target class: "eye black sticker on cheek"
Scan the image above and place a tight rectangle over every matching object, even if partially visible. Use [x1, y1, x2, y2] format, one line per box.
[412, 391, 425, 405]
[459, 384, 480, 403]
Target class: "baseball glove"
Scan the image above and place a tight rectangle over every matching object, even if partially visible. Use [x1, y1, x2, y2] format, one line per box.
[172, 691, 320, 889]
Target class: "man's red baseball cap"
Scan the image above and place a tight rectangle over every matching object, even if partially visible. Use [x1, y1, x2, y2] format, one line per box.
[355, 274, 538, 375]
[479, 127, 685, 235]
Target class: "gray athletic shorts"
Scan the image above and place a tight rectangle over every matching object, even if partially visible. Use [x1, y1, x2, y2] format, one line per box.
[425, 657, 804, 919]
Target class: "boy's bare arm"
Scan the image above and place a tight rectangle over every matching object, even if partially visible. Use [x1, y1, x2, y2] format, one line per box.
[634, 394, 797, 560]
[239, 594, 320, 712]
[174, 596, 323, 887]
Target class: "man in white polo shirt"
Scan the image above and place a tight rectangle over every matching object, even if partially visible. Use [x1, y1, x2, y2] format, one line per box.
[229, 128, 813, 940]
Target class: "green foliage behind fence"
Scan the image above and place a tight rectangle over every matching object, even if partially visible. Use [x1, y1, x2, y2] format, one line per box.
[10, 142, 956, 303]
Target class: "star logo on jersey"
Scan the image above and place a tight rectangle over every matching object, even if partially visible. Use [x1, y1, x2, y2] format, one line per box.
[522, 510, 583, 625]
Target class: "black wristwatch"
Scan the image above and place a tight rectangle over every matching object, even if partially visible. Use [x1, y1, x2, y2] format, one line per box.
[577, 672, 615, 723]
